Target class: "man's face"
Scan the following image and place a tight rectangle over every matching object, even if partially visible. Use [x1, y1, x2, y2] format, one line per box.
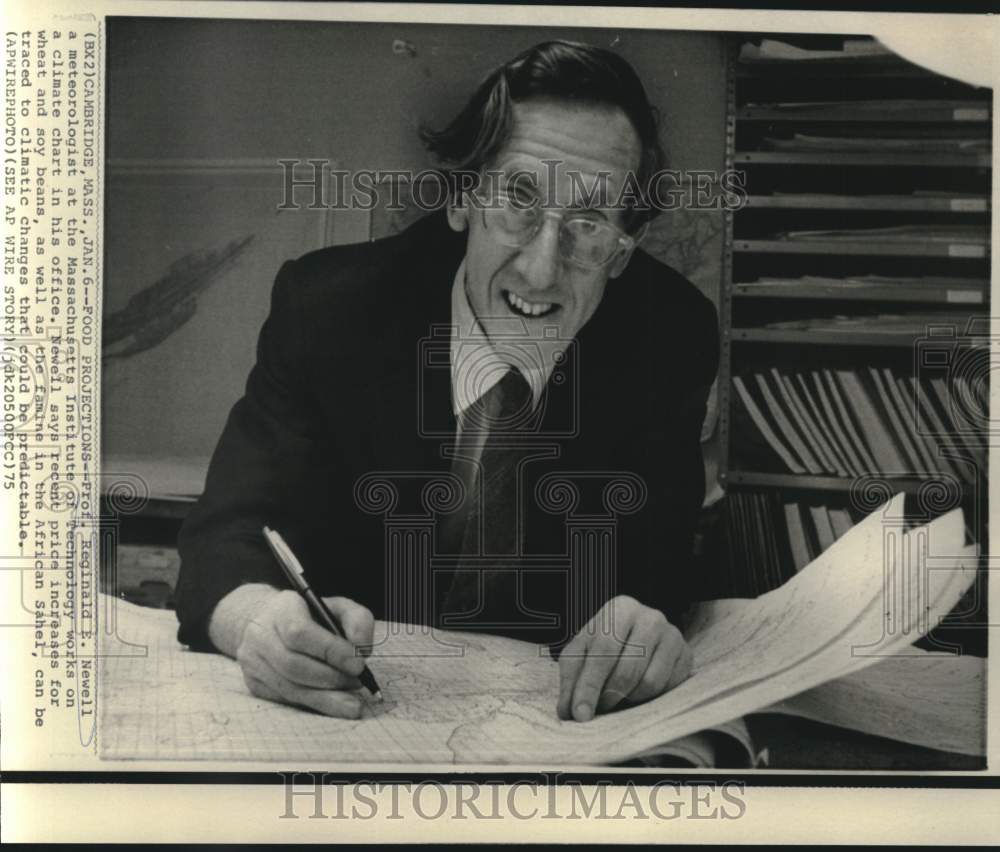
[448, 98, 642, 350]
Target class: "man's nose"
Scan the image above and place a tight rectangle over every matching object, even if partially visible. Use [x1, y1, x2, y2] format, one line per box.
[512, 215, 561, 292]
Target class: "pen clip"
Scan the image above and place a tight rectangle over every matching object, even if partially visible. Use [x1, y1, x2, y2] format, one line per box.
[263, 526, 306, 591]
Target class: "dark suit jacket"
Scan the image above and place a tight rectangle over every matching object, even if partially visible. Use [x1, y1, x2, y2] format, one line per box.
[175, 210, 720, 650]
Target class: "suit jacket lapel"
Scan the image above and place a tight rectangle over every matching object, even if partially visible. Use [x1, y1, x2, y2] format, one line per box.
[369, 214, 461, 472]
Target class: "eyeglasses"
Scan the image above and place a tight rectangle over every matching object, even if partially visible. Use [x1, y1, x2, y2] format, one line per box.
[477, 193, 642, 270]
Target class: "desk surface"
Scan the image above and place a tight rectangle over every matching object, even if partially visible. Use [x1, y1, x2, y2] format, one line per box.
[98, 598, 752, 766]
[747, 714, 985, 771]
[98, 598, 984, 770]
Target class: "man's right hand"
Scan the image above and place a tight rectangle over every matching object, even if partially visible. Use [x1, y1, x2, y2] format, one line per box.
[208, 584, 375, 719]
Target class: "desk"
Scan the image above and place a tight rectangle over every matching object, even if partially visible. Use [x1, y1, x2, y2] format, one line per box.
[747, 715, 985, 771]
[98, 598, 984, 770]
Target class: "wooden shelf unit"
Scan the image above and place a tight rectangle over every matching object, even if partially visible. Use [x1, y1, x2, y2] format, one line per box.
[717, 35, 991, 595]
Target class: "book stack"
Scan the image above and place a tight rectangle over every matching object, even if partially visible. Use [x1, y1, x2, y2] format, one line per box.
[783, 501, 857, 572]
[724, 492, 858, 596]
[731, 366, 986, 483]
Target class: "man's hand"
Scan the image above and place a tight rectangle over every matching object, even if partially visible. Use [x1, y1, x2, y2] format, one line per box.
[210, 585, 374, 719]
[556, 595, 692, 722]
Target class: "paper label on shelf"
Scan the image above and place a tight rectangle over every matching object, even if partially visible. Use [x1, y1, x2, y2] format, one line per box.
[948, 244, 986, 258]
[950, 199, 987, 213]
[946, 290, 984, 304]
[953, 108, 988, 121]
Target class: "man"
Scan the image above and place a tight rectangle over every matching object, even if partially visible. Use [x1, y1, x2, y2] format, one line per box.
[176, 41, 720, 724]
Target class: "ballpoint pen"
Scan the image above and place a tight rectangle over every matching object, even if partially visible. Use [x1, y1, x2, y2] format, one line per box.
[263, 525, 383, 702]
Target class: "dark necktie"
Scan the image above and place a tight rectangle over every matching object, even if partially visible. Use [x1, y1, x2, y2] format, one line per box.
[438, 366, 535, 628]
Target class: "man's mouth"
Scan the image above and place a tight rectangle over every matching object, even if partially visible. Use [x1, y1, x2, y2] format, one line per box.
[503, 289, 559, 319]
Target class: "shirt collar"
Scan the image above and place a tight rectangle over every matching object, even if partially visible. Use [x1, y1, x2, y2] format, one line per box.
[450, 257, 554, 417]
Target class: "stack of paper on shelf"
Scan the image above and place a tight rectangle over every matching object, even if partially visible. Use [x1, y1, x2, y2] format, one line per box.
[737, 275, 986, 304]
[731, 366, 985, 481]
[739, 38, 895, 62]
[762, 134, 990, 153]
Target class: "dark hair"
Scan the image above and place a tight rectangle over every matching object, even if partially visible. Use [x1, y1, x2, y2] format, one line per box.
[420, 40, 664, 233]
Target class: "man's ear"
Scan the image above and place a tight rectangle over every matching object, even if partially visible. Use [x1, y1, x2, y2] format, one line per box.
[607, 221, 648, 278]
[447, 196, 469, 232]
[607, 247, 634, 279]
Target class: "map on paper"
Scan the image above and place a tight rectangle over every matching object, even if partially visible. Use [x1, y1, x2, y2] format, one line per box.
[98, 604, 751, 765]
[99, 493, 982, 764]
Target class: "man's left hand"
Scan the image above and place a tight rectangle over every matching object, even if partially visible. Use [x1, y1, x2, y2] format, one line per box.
[556, 595, 693, 722]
